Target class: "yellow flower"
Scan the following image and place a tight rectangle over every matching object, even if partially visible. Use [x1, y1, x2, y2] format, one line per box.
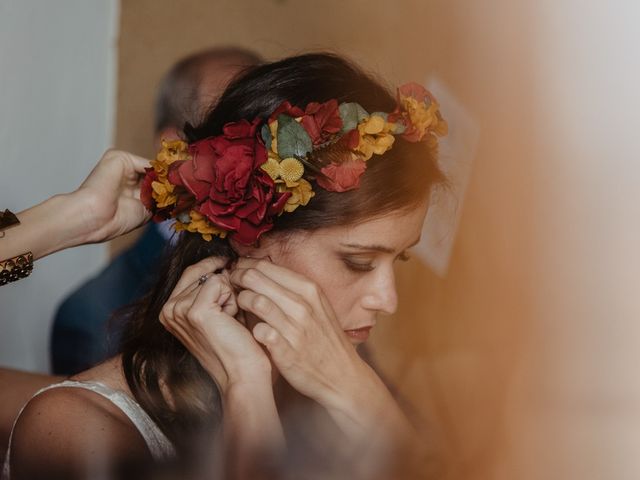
[157, 139, 190, 165]
[150, 139, 190, 206]
[278, 158, 304, 187]
[356, 114, 396, 160]
[261, 155, 281, 181]
[400, 96, 448, 140]
[360, 115, 387, 135]
[151, 178, 177, 208]
[279, 178, 315, 212]
[174, 210, 227, 242]
[260, 155, 305, 187]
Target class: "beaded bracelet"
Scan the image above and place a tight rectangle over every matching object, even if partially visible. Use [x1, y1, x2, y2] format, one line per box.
[0, 252, 33, 286]
[0, 209, 34, 286]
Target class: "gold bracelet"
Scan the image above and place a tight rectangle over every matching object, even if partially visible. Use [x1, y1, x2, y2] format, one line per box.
[1, 209, 33, 285]
[0, 252, 34, 286]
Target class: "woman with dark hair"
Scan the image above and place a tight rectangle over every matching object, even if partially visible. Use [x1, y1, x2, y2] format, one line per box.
[3, 53, 447, 480]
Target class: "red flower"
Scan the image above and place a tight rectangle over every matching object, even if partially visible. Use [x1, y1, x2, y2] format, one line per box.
[398, 82, 432, 103]
[300, 99, 343, 145]
[268, 101, 305, 123]
[317, 158, 367, 193]
[169, 119, 291, 245]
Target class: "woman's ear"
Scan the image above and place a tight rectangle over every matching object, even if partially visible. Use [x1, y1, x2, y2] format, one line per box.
[229, 234, 280, 260]
[229, 239, 255, 258]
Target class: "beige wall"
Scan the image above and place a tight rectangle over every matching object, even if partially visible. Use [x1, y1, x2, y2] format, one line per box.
[116, 1, 640, 478]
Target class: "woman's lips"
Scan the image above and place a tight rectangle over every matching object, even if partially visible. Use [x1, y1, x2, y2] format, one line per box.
[344, 326, 372, 342]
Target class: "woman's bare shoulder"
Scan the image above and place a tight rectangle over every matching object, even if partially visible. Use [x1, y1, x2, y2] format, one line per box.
[9, 383, 151, 480]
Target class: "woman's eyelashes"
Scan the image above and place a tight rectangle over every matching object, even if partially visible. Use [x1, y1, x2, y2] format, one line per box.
[340, 251, 411, 273]
[342, 256, 375, 272]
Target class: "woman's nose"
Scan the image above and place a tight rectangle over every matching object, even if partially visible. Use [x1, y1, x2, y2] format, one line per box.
[362, 267, 398, 315]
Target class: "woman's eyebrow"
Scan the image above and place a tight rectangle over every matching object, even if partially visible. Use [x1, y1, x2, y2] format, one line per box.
[340, 243, 395, 253]
[339, 237, 421, 253]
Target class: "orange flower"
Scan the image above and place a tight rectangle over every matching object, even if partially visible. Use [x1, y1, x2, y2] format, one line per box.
[174, 210, 227, 242]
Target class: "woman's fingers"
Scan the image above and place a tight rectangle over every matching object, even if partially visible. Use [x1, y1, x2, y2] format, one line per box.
[251, 322, 298, 371]
[230, 267, 310, 325]
[191, 272, 238, 319]
[233, 258, 339, 327]
[172, 257, 229, 297]
[235, 258, 315, 297]
[236, 289, 297, 342]
[236, 258, 331, 312]
[126, 151, 153, 174]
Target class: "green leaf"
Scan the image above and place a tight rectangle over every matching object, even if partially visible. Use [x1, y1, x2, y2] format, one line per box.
[261, 123, 272, 147]
[277, 115, 313, 159]
[338, 102, 369, 133]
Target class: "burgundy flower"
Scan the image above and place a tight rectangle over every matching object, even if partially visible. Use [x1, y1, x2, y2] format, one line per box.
[169, 119, 291, 244]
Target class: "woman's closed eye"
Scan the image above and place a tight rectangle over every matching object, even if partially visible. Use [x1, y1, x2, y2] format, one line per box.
[342, 256, 375, 272]
[341, 250, 411, 273]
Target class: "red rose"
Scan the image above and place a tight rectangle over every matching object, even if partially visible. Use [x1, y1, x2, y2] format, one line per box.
[300, 99, 343, 145]
[170, 119, 291, 244]
[317, 158, 367, 193]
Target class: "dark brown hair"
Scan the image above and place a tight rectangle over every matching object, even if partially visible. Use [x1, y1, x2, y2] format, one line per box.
[120, 53, 445, 456]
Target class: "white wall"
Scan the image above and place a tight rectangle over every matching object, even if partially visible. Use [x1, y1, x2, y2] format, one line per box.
[0, 0, 118, 371]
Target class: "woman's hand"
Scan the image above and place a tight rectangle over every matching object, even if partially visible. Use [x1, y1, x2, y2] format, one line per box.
[159, 257, 286, 476]
[72, 149, 152, 244]
[159, 257, 272, 392]
[229, 258, 395, 416]
[230, 257, 420, 474]
[230, 257, 372, 403]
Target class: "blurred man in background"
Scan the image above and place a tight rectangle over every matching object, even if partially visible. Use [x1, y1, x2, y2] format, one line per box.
[50, 47, 263, 375]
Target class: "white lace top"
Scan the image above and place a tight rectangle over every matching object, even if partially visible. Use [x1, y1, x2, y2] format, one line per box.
[1, 380, 177, 479]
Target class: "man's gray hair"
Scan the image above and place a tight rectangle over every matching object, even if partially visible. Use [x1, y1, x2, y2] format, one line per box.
[154, 47, 263, 133]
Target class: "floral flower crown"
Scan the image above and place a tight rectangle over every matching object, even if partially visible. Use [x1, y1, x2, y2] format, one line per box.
[141, 82, 447, 245]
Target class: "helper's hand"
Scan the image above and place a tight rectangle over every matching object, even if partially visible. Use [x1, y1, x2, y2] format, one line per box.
[2, 149, 152, 262]
[73, 149, 152, 244]
[159, 257, 272, 393]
